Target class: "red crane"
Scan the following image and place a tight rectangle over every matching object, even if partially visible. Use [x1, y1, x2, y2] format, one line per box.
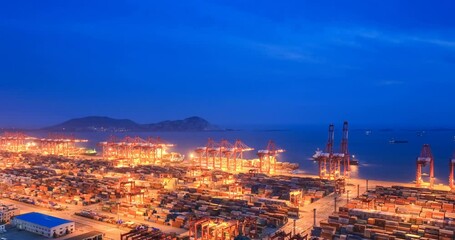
[231, 140, 253, 172]
[315, 123, 347, 180]
[258, 140, 285, 175]
[195, 138, 219, 170]
[194, 139, 253, 172]
[341, 121, 350, 178]
[0, 132, 33, 152]
[315, 124, 334, 179]
[100, 135, 119, 159]
[37, 133, 87, 156]
[218, 139, 233, 170]
[206, 139, 219, 170]
[326, 124, 337, 178]
[416, 144, 434, 189]
[450, 152, 455, 191]
[100, 136, 173, 165]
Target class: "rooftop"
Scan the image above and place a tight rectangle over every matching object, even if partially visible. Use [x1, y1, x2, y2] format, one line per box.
[63, 231, 104, 240]
[14, 212, 72, 228]
[0, 203, 17, 211]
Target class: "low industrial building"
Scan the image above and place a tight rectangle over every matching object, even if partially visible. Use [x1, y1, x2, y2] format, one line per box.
[0, 203, 19, 223]
[64, 230, 104, 240]
[11, 212, 75, 238]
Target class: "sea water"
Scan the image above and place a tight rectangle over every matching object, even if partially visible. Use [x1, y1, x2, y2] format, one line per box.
[28, 126, 455, 183]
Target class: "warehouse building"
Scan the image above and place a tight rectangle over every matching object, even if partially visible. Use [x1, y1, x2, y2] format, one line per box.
[11, 212, 75, 238]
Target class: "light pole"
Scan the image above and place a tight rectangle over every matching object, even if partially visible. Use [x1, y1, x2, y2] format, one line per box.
[347, 190, 351, 204]
[293, 219, 296, 236]
[334, 195, 337, 213]
[313, 208, 316, 226]
[117, 202, 120, 227]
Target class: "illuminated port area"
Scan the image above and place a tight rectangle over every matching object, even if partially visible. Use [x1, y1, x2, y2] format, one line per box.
[1, 125, 455, 240]
[0, 131, 334, 240]
[2, 0, 454, 239]
[315, 186, 455, 239]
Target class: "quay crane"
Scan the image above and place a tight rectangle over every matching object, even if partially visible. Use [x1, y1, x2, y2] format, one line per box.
[340, 121, 350, 178]
[313, 124, 335, 179]
[416, 144, 434, 189]
[314, 122, 350, 180]
[99, 136, 177, 166]
[194, 139, 253, 172]
[0, 132, 87, 156]
[0, 132, 36, 152]
[258, 140, 285, 175]
[450, 152, 455, 191]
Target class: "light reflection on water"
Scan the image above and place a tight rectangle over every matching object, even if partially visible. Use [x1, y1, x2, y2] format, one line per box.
[25, 127, 455, 183]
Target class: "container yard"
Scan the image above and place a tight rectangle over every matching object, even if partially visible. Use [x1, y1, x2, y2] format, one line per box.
[312, 185, 455, 239]
[1, 126, 455, 240]
[0, 133, 338, 239]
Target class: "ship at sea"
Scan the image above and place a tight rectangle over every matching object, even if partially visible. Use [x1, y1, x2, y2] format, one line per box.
[389, 138, 409, 144]
[82, 148, 97, 156]
[311, 150, 359, 165]
[350, 155, 359, 165]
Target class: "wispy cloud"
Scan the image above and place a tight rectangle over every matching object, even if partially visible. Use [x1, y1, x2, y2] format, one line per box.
[409, 37, 455, 48]
[332, 27, 455, 49]
[251, 43, 321, 63]
[378, 80, 405, 86]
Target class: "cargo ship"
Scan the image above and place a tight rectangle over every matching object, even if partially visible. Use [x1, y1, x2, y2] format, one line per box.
[162, 152, 185, 163]
[389, 138, 408, 144]
[82, 148, 97, 156]
[350, 155, 359, 165]
[276, 161, 299, 171]
[311, 150, 359, 165]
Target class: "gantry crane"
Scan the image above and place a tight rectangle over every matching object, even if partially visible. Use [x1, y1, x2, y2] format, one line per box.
[450, 152, 455, 191]
[231, 140, 254, 172]
[416, 144, 434, 189]
[313, 124, 335, 179]
[194, 139, 253, 172]
[341, 121, 350, 178]
[99, 136, 175, 165]
[0, 132, 36, 152]
[36, 134, 88, 156]
[258, 140, 285, 175]
[194, 139, 215, 171]
[314, 122, 350, 180]
[0, 132, 87, 156]
[189, 217, 241, 240]
[119, 180, 145, 204]
[217, 139, 232, 170]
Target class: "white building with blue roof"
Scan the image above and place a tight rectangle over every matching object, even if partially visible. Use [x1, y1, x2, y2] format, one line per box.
[11, 212, 75, 238]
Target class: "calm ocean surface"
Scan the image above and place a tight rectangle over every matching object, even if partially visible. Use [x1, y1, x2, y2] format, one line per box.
[29, 126, 455, 183]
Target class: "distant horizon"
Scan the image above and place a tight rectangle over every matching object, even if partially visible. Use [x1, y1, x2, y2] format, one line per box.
[1, 114, 454, 131]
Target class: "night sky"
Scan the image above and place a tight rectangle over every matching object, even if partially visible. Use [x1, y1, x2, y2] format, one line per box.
[1, 1, 454, 128]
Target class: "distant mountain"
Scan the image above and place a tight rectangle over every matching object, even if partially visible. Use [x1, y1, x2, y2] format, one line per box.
[43, 116, 219, 132]
[143, 116, 217, 131]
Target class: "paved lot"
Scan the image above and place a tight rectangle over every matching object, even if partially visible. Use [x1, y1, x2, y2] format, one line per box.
[276, 176, 419, 238]
[0, 196, 190, 240]
[0, 198, 125, 240]
[3, 175, 444, 240]
[0, 225, 48, 240]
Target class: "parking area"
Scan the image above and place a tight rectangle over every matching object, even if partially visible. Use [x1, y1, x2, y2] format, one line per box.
[0, 225, 48, 240]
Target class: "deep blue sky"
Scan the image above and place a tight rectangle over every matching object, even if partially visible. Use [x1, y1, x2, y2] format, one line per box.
[1, 1, 454, 128]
